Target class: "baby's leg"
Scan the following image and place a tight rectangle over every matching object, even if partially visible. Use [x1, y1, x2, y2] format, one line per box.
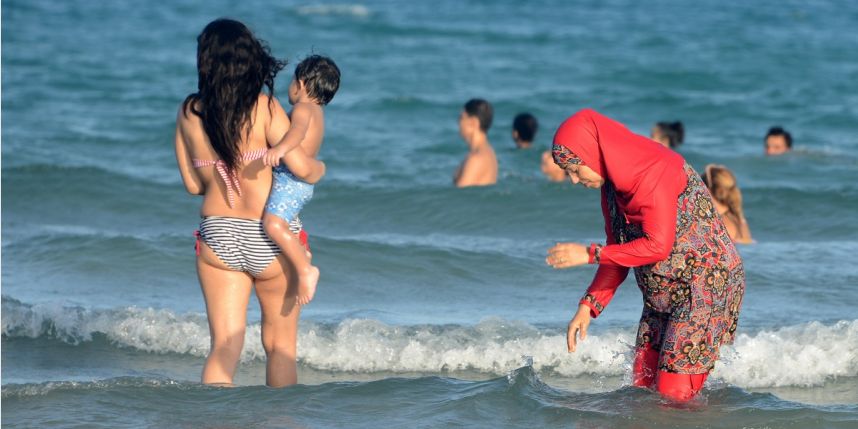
[263, 212, 319, 306]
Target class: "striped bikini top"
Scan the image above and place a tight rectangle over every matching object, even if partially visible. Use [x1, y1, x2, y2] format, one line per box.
[192, 148, 267, 208]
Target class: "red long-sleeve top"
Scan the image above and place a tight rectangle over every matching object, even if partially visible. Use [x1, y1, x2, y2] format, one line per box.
[552, 109, 688, 317]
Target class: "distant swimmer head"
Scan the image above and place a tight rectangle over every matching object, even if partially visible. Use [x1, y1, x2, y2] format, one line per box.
[765, 126, 792, 156]
[291, 55, 341, 106]
[512, 112, 539, 149]
[651, 121, 684, 149]
[185, 18, 286, 173]
[459, 98, 493, 139]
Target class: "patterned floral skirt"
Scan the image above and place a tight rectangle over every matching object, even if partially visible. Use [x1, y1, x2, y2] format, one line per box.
[609, 164, 745, 374]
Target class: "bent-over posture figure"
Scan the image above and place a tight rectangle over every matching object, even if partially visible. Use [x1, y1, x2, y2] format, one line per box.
[546, 109, 745, 401]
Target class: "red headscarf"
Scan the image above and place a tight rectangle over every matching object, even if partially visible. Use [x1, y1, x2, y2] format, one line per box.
[553, 109, 687, 266]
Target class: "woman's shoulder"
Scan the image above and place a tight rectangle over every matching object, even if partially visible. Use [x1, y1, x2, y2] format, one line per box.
[257, 92, 272, 105]
[254, 93, 289, 124]
[177, 95, 201, 124]
[256, 93, 286, 111]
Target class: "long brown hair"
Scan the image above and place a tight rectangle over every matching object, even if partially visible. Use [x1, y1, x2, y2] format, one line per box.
[182, 19, 286, 172]
[702, 164, 745, 221]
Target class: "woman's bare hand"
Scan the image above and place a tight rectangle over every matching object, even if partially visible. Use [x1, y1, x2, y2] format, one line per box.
[567, 304, 592, 352]
[546, 242, 590, 269]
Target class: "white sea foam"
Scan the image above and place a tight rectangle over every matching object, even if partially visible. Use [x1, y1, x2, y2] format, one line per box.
[295, 4, 370, 17]
[2, 377, 183, 399]
[2, 299, 212, 357]
[3, 299, 856, 388]
[718, 321, 858, 388]
[298, 317, 632, 376]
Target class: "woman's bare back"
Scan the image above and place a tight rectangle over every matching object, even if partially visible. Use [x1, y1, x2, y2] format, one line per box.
[175, 94, 291, 219]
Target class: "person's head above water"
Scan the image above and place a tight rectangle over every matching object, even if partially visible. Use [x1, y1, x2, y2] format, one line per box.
[512, 112, 538, 149]
[290, 55, 340, 106]
[702, 163, 752, 243]
[702, 164, 743, 214]
[650, 121, 684, 149]
[183, 18, 286, 173]
[459, 98, 493, 140]
[765, 126, 792, 156]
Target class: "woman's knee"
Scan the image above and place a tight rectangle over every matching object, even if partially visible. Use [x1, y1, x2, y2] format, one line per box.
[261, 335, 296, 359]
[260, 320, 297, 357]
[211, 331, 245, 356]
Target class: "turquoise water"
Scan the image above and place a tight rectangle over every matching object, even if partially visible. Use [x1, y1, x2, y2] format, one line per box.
[3, 0, 858, 427]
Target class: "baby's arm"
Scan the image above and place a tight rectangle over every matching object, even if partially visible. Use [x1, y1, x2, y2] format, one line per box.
[263, 102, 325, 183]
[263, 103, 313, 167]
[264, 98, 325, 184]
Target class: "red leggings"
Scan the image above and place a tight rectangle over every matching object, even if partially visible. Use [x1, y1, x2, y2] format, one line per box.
[633, 346, 708, 402]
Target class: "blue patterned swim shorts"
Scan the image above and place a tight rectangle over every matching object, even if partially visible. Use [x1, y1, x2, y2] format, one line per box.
[265, 164, 314, 222]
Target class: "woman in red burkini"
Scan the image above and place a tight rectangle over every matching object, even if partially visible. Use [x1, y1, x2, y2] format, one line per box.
[545, 109, 745, 402]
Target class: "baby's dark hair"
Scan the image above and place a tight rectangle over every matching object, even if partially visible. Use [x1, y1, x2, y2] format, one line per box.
[766, 126, 792, 148]
[656, 121, 684, 148]
[295, 55, 340, 105]
[513, 113, 539, 142]
[464, 98, 493, 132]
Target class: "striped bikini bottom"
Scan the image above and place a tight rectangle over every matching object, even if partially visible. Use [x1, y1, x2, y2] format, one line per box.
[196, 216, 301, 277]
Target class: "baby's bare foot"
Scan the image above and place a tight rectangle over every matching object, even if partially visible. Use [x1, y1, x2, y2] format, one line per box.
[297, 266, 320, 306]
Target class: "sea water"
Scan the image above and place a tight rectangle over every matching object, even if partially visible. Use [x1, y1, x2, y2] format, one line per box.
[3, 0, 858, 427]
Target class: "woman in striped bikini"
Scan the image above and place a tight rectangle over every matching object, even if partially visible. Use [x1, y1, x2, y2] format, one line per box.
[174, 19, 325, 387]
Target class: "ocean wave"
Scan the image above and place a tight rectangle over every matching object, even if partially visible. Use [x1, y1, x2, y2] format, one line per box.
[2, 297, 212, 356]
[1, 221, 552, 266]
[2, 162, 180, 188]
[5, 369, 854, 429]
[719, 321, 858, 388]
[319, 232, 554, 260]
[2, 223, 183, 246]
[1, 229, 192, 283]
[3, 298, 857, 388]
[1, 376, 186, 399]
[295, 4, 370, 17]
[2, 163, 191, 224]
